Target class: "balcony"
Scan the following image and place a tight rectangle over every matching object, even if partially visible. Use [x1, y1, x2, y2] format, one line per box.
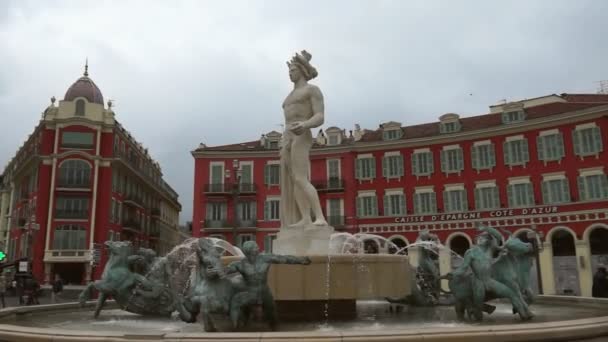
[55, 210, 89, 220]
[237, 183, 257, 194]
[313, 178, 344, 192]
[122, 219, 142, 232]
[203, 219, 229, 229]
[57, 178, 91, 189]
[237, 219, 257, 228]
[123, 194, 144, 208]
[327, 215, 346, 229]
[204, 183, 230, 194]
[151, 208, 160, 217]
[44, 249, 91, 263]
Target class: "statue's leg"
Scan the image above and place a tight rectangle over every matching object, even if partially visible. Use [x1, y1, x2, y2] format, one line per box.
[93, 292, 108, 318]
[261, 291, 278, 331]
[78, 282, 95, 306]
[471, 279, 485, 321]
[290, 135, 326, 227]
[488, 279, 533, 320]
[176, 297, 199, 323]
[230, 292, 249, 329]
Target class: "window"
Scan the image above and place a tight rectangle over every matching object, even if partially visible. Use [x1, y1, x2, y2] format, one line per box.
[356, 157, 376, 180]
[237, 201, 256, 226]
[239, 163, 254, 192]
[327, 159, 341, 188]
[264, 164, 280, 186]
[578, 174, 608, 201]
[327, 198, 343, 225]
[383, 129, 402, 141]
[264, 235, 277, 253]
[55, 196, 89, 219]
[443, 188, 467, 212]
[61, 132, 94, 149]
[507, 182, 534, 208]
[412, 151, 434, 176]
[503, 138, 529, 166]
[327, 134, 340, 146]
[502, 110, 525, 124]
[471, 143, 496, 170]
[264, 199, 280, 220]
[384, 192, 405, 216]
[382, 154, 404, 178]
[414, 191, 437, 214]
[58, 160, 91, 188]
[75, 99, 85, 116]
[474, 185, 500, 210]
[537, 133, 565, 162]
[53, 225, 86, 250]
[265, 140, 279, 149]
[440, 147, 464, 174]
[209, 164, 224, 191]
[236, 234, 253, 249]
[573, 126, 603, 156]
[356, 194, 378, 217]
[440, 121, 461, 133]
[542, 178, 570, 204]
[205, 202, 226, 228]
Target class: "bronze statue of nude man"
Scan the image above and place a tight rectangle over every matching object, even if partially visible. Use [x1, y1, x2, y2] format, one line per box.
[280, 50, 328, 229]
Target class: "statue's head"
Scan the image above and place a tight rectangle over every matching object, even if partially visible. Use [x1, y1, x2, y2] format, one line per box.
[475, 232, 492, 247]
[242, 241, 260, 260]
[105, 240, 132, 258]
[137, 248, 157, 261]
[503, 237, 533, 256]
[287, 50, 317, 82]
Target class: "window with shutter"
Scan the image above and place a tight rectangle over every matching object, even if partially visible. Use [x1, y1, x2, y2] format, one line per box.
[356, 158, 376, 179]
[384, 194, 405, 216]
[580, 174, 608, 201]
[412, 152, 433, 176]
[384, 155, 404, 178]
[357, 195, 378, 217]
[444, 189, 466, 212]
[508, 183, 534, 207]
[575, 127, 604, 156]
[504, 139, 529, 166]
[441, 148, 463, 173]
[264, 199, 280, 220]
[414, 192, 436, 214]
[542, 179, 570, 204]
[538, 133, 565, 162]
[265, 165, 280, 185]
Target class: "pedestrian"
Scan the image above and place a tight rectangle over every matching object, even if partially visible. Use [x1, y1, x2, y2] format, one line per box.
[592, 266, 608, 298]
[16, 278, 23, 305]
[0, 274, 6, 308]
[52, 276, 63, 303]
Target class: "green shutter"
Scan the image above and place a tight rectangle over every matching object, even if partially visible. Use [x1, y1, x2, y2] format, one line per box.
[426, 152, 434, 174]
[440, 150, 446, 172]
[493, 187, 500, 208]
[430, 192, 437, 213]
[382, 157, 388, 178]
[457, 148, 464, 171]
[471, 145, 478, 169]
[562, 179, 570, 202]
[541, 181, 549, 204]
[527, 183, 534, 206]
[399, 194, 406, 215]
[264, 165, 270, 185]
[356, 197, 362, 217]
[412, 153, 419, 175]
[577, 176, 586, 201]
[507, 184, 514, 207]
[397, 155, 404, 176]
[537, 135, 545, 161]
[383, 195, 390, 216]
[556, 133, 565, 159]
[503, 141, 511, 165]
[462, 190, 468, 211]
[502, 112, 509, 124]
[522, 139, 529, 163]
[355, 159, 361, 179]
[370, 158, 376, 178]
[489, 143, 496, 167]
[593, 127, 603, 153]
[573, 130, 581, 155]
[372, 196, 378, 216]
[443, 191, 450, 212]
[602, 175, 608, 199]
[264, 201, 269, 220]
[474, 188, 481, 209]
[414, 193, 420, 214]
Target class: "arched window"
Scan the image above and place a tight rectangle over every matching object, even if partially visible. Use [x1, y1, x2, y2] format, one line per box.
[58, 160, 91, 188]
[75, 99, 85, 116]
[53, 225, 86, 250]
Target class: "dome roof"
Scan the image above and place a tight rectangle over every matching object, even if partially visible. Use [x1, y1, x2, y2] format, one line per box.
[64, 65, 104, 105]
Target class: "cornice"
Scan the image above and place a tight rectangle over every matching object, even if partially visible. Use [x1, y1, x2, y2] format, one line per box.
[192, 104, 608, 158]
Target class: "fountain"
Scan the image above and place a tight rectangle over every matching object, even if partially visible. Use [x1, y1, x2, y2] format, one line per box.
[1, 50, 608, 341]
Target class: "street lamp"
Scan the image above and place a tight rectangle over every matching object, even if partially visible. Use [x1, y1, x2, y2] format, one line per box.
[527, 227, 545, 295]
[231, 159, 242, 246]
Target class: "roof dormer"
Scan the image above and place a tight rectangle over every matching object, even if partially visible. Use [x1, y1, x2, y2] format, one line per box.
[381, 121, 403, 141]
[501, 102, 526, 124]
[325, 126, 343, 146]
[439, 113, 461, 134]
[264, 131, 282, 149]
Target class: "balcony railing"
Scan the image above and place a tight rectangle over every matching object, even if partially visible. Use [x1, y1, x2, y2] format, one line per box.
[122, 219, 141, 231]
[124, 194, 144, 207]
[55, 210, 89, 219]
[237, 219, 257, 228]
[238, 183, 257, 194]
[327, 215, 345, 228]
[57, 178, 91, 189]
[313, 178, 344, 192]
[204, 219, 229, 229]
[203, 183, 258, 195]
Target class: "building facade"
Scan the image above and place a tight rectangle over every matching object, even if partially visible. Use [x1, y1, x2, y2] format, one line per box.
[0, 66, 182, 284]
[192, 93, 608, 297]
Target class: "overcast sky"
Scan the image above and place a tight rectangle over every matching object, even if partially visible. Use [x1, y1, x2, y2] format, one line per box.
[1, 0, 607, 224]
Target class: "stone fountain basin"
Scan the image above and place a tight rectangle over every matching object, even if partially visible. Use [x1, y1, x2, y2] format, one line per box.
[222, 253, 411, 320]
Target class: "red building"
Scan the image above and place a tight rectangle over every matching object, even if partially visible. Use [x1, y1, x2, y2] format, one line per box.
[0, 66, 182, 284]
[192, 93, 608, 297]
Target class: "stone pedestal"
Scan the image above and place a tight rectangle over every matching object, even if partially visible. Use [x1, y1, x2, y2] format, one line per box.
[272, 225, 335, 255]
